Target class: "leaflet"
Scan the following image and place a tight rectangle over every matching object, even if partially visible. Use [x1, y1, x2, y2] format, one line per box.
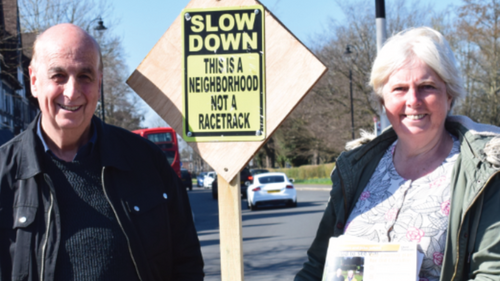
[322, 236, 423, 281]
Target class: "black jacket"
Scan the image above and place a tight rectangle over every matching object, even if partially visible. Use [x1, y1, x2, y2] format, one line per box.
[0, 116, 204, 281]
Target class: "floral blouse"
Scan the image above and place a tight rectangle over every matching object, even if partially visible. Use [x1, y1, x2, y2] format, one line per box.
[344, 136, 460, 281]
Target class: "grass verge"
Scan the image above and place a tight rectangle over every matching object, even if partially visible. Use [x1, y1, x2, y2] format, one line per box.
[293, 178, 331, 185]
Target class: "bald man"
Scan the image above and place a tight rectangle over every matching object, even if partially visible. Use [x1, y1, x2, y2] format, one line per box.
[0, 24, 204, 280]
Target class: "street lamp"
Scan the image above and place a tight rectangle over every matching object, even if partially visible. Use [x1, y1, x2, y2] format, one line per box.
[90, 17, 107, 123]
[344, 45, 356, 140]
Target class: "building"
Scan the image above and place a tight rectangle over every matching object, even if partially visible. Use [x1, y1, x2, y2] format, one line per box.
[0, 0, 38, 145]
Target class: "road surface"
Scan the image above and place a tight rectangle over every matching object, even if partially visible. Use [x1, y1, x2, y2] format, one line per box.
[188, 186, 331, 280]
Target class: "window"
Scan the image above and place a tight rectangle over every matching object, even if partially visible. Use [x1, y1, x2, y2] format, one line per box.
[147, 132, 173, 143]
[258, 175, 285, 184]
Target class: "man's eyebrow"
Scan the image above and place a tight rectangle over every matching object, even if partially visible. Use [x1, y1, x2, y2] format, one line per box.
[80, 67, 95, 75]
[47, 66, 64, 73]
[47, 66, 96, 75]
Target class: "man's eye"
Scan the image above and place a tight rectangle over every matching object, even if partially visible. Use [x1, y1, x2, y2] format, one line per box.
[79, 75, 93, 81]
[422, 85, 435, 90]
[51, 74, 64, 79]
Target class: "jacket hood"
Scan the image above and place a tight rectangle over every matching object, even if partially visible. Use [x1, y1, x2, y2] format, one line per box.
[345, 115, 500, 168]
[448, 115, 500, 168]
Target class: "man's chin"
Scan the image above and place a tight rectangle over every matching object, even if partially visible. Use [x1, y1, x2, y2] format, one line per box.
[54, 119, 87, 132]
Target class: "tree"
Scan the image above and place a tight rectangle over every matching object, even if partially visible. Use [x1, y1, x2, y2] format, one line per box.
[255, 0, 445, 167]
[18, 0, 143, 130]
[453, 0, 500, 125]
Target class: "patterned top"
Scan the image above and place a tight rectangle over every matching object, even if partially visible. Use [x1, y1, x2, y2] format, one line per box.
[344, 136, 460, 281]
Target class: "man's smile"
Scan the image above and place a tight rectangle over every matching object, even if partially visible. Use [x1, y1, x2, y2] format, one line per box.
[59, 104, 82, 111]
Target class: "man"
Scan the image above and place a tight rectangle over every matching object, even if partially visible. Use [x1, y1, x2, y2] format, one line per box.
[0, 24, 204, 280]
[333, 268, 344, 281]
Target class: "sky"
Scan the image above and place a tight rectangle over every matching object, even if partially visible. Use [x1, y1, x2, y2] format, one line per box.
[110, 0, 456, 127]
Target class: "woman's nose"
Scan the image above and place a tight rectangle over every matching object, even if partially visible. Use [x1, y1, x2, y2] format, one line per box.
[406, 87, 421, 108]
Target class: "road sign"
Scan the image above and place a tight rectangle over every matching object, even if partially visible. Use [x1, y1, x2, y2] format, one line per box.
[127, 0, 325, 183]
[127, 1, 327, 280]
[182, 6, 266, 142]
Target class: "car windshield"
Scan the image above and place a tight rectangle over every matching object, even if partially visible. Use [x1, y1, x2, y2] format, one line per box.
[258, 175, 285, 184]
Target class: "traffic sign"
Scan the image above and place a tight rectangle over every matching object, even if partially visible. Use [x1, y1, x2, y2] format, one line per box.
[182, 6, 266, 142]
[127, 2, 326, 278]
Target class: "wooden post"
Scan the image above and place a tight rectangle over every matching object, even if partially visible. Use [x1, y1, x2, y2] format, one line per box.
[217, 173, 244, 281]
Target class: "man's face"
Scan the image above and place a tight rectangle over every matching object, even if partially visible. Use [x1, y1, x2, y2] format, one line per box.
[30, 29, 101, 137]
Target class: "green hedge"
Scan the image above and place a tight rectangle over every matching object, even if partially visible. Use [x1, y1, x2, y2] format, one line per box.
[270, 162, 335, 181]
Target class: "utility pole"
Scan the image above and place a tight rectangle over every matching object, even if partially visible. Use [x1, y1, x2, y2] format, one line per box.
[376, 0, 390, 134]
[345, 45, 356, 140]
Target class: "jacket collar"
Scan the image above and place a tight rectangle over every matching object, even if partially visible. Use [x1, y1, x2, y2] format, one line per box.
[17, 115, 131, 180]
[17, 113, 45, 180]
[93, 116, 132, 171]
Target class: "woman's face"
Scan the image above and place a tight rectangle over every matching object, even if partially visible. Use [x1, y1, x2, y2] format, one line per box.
[382, 58, 452, 142]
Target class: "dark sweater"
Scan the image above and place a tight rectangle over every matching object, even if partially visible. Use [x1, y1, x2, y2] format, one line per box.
[43, 148, 139, 281]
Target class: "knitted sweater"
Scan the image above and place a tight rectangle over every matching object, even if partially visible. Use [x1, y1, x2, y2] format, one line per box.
[43, 148, 139, 281]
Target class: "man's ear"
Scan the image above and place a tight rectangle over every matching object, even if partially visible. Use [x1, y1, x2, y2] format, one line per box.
[29, 66, 38, 98]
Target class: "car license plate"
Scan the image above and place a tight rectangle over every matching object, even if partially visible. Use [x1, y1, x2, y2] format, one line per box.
[267, 190, 280, 193]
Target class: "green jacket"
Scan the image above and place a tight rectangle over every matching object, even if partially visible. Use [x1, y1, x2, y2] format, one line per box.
[295, 116, 500, 281]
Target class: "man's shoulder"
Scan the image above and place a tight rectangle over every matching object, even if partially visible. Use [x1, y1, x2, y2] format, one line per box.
[0, 129, 38, 181]
[0, 129, 32, 157]
[106, 124, 157, 146]
[101, 123, 164, 158]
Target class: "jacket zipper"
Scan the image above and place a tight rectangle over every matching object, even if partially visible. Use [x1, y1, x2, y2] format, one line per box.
[41, 174, 54, 281]
[101, 167, 144, 281]
[450, 170, 500, 280]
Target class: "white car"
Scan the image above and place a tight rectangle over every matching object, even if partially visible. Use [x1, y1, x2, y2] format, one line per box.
[203, 171, 216, 189]
[246, 172, 297, 211]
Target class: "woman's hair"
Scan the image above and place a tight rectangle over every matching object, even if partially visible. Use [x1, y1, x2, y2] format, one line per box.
[369, 27, 465, 110]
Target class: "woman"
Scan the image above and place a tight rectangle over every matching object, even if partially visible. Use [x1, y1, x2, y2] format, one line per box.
[295, 27, 500, 281]
[345, 270, 357, 281]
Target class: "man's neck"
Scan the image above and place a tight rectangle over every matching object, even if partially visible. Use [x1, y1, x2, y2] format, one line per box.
[40, 117, 91, 162]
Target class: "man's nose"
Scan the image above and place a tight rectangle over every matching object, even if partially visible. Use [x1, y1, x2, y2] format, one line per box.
[63, 77, 81, 100]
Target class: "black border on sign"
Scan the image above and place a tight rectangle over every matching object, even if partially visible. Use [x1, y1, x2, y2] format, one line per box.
[183, 8, 264, 138]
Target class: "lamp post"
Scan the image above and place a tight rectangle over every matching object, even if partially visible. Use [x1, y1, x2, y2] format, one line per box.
[91, 17, 107, 123]
[344, 45, 355, 140]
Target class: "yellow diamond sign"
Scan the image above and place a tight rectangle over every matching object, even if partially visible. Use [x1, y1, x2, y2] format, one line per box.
[182, 6, 266, 142]
[127, 0, 326, 183]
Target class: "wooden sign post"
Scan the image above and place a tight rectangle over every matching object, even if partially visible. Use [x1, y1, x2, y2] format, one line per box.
[127, 1, 326, 280]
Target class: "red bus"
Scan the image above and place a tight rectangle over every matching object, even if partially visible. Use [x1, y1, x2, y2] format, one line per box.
[132, 127, 181, 178]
